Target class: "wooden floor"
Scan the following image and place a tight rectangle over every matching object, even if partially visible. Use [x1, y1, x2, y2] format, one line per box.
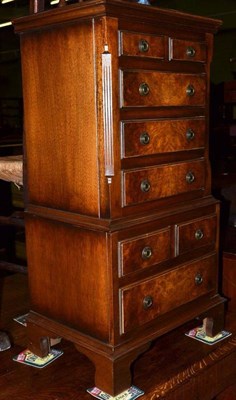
[0, 273, 236, 400]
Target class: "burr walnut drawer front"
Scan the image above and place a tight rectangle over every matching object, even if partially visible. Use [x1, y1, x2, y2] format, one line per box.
[121, 118, 205, 159]
[119, 31, 165, 58]
[122, 159, 205, 206]
[118, 227, 171, 277]
[120, 253, 217, 334]
[176, 214, 217, 255]
[169, 38, 207, 62]
[121, 71, 206, 107]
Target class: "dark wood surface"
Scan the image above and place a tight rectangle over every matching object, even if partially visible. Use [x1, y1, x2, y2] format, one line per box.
[13, 1, 225, 396]
[0, 272, 236, 400]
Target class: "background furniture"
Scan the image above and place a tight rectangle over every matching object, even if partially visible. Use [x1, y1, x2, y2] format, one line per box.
[0, 155, 26, 275]
[0, 155, 24, 351]
[14, 0, 225, 395]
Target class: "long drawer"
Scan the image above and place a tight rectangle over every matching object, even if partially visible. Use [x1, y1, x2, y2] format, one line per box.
[121, 71, 206, 107]
[121, 118, 205, 158]
[120, 253, 217, 334]
[122, 159, 205, 206]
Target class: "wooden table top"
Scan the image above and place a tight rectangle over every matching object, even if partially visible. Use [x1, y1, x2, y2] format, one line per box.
[0, 155, 23, 186]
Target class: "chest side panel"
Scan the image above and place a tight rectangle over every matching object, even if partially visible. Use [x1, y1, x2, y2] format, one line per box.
[21, 21, 99, 216]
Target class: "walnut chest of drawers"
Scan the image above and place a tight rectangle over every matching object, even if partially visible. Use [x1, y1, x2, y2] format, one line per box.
[14, 0, 225, 395]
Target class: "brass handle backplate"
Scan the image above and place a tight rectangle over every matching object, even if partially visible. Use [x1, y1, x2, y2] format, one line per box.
[195, 273, 203, 286]
[143, 295, 153, 310]
[186, 85, 195, 97]
[186, 46, 196, 57]
[140, 132, 150, 145]
[139, 39, 149, 53]
[186, 171, 195, 184]
[142, 246, 153, 260]
[195, 229, 204, 240]
[140, 179, 151, 192]
[186, 128, 195, 141]
[139, 82, 150, 96]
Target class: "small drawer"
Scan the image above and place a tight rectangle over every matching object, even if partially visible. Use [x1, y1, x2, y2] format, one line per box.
[121, 118, 205, 159]
[118, 227, 171, 276]
[176, 214, 217, 255]
[122, 159, 205, 206]
[120, 254, 217, 334]
[121, 71, 206, 108]
[119, 31, 165, 59]
[169, 38, 207, 63]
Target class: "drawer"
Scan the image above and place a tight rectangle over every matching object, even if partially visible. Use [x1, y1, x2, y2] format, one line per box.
[176, 214, 217, 255]
[121, 118, 205, 159]
[121, 71, 206, 108]
[169, 38, 207, 63]
[118, 227, 171, 276]
[122, 159, 205, 206]
[120, 254, 217, 334]
[119, 31, 165, 59]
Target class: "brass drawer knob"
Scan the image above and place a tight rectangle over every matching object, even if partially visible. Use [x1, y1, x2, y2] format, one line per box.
[186, 85, 195, 97]
[142, 246, 153, 260]
[139, 82, 150, 96]
[195, 229, 204, 240]
[139, 39, 149, 53]
[186, 171, 195, 184]
[186, 128, 195, 141]
[140, 179, 151, 192]
[140, 132, 150, 145]
[143, 295, 153, 310]
[186, 46, 196, 57]
[195, 273, 203, 286]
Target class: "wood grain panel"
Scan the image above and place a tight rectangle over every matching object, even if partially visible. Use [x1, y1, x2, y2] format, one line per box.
[25, 216, 110, 341]
[177, 214, 217, 255]
[118, 227, 171, 276]
[121, 71, 206, 107]
[21, 22, 99, 216]
[119, 31, 165, 58]
[121, 117, 205, 158]
[122, 159, 205, 206]
[170, 38, 207, 62]
[120, 253, 217, 334]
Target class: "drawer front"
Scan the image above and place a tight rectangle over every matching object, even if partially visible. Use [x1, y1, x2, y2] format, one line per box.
[177, 214, 217, 255]
[121, 118, 205, 159]
[170, 38, 207, 63]
[119, 227, 171, 276]
[120, 254, 217, 334]
[122, 159, 205, 206]
[121, 71, 206, 107]
[119, 31, 165, 59]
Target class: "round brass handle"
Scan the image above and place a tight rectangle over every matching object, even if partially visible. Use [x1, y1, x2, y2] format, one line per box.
[186, 85, 195, 97]
[186, 171, 195, 184]
[195, 273, 203, 286]
[140, 132, 150, 145]
[186, 128, 195, 141]
[186, 46, 196, 57]
[142, 246, 153, 260]
[139, 39, 149, 53]
[139, 82, 150, 96]
[143, 295, 153, 310]
[195, 229, 204, 240]
[140, 179, 151, 192]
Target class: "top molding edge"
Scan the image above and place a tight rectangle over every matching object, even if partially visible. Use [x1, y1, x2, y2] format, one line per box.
[13, 0, 222, 34]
